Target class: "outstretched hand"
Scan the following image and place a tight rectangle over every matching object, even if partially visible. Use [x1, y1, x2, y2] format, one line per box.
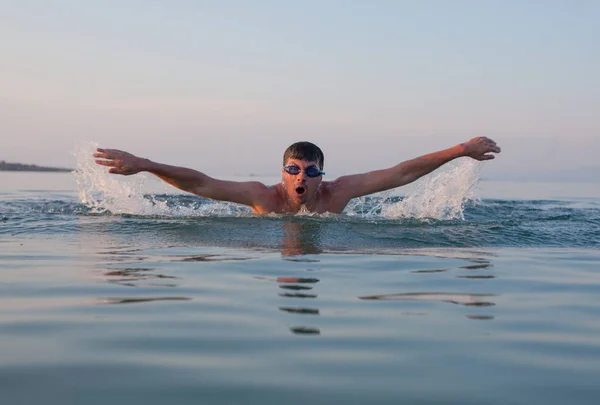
[461, 137, 501, 161]
[93, 148, 148, 175]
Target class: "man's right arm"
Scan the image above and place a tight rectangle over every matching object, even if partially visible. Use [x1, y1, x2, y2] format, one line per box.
[93, 148, 267, 207]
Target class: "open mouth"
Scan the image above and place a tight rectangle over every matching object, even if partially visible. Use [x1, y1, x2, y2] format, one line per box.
[295, 186, 306, 195]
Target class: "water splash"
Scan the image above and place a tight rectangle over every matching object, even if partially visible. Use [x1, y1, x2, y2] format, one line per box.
[345, 159, 482, 220]
[73, 142, 144, 214]
[72, 142, 250, 216]
[381, 159, 482, 220]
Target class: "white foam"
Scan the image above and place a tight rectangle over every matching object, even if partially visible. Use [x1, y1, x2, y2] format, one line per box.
[380, 158, 482, 220]
[343, 158, 482, 220]
[72, 142, 250, 216]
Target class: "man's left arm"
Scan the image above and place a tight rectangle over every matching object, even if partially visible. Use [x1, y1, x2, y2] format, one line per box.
[331, 137, 501, 200]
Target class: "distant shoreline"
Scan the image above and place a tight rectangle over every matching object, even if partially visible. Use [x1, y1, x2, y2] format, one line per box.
[0, 161, 73, 172]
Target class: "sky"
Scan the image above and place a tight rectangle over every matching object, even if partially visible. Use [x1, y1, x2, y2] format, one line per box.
[1, 0, 599, 180]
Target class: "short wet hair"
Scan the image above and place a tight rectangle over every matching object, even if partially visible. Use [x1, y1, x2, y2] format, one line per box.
[283, 141, 324, 169]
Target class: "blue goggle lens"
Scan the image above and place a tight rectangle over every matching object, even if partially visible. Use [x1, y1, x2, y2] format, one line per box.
[284, 165, 324, 178]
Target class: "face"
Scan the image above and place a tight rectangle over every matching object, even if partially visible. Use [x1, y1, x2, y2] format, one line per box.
[281, 158, 323, 206]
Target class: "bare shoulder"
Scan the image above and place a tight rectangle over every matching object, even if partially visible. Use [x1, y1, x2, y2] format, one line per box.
[321, 171, 390, 201]
[248, 182, 284, 214]
[209, 179, 269, 196]
[202, 179, 273, 210]
[321, 175, 360, 198]
[317, 179, 355, 213]
[237, 180, 270, 192]
[237, 180, 274, 202]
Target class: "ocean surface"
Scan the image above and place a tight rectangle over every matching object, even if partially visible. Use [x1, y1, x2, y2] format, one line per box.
[1, 152, 600, 404]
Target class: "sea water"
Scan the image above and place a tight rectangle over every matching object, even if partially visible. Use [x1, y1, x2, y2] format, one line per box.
[1, 146, 599, 404]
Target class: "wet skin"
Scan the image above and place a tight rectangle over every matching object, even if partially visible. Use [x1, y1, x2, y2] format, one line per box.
[94, 137, 501, 215]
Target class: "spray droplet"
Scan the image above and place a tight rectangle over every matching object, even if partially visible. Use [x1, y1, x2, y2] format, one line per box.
[343, 158, 482, 220]
[73, 142, 251, 217]
[381, 158, 481, 220]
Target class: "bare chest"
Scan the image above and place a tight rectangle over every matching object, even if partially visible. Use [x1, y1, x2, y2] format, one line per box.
[252, 187, 347, 214]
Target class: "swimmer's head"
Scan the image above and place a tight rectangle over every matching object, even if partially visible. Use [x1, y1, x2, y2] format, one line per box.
[281, 142, 324, 208]
[283, 142, 324, 170]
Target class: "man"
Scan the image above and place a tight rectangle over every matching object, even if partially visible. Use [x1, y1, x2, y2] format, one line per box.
[93, 137, 500, 214]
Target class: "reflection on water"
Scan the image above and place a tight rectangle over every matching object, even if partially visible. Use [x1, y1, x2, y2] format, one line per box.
[277, 277, 319, 284]
[359, 292, 497, 306]
[94, 220, 500, 333]
[278, 221, 323, 334]
[177, 255, 254, 262]
[461, 263, 493, 270]
[96, 244, 499, 330]
[360, 291, 497, 320]
[279, 292, 318, 298]
[282, 220, 323, 257]
[411, 268, 448, 273]
[279, 307, 320, 315]
[283, 257, 320, 262]
[104, 267, 179, 288]
[356, 251, 498, 320]
[100, 297, 192, 304]
[278, 281, 319, 298]
[279, 284, 313, 291]
[457, 275, 496, 279]
[276, 275, 322, 336]
[289, 326, 321, 335]
[466, 314, 495, 320]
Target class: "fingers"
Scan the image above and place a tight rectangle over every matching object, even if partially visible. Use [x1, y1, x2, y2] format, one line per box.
[94, 148, 126, 159]
[93, 149, 135, 175]
[471, 153, 496, 161]
[96, 148, 121, 154]
[473, 137, 501, 154]
[94, 160, 129, 175]
[94, 150, 112, 159]
[484, 139, 500, 153]
[94, 159, 115, 167]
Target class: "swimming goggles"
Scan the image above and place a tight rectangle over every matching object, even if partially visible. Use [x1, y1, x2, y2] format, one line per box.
[283, 165, 325, 178]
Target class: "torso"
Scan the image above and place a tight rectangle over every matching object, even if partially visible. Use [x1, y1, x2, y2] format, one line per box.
[251, 181, 349, 214]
